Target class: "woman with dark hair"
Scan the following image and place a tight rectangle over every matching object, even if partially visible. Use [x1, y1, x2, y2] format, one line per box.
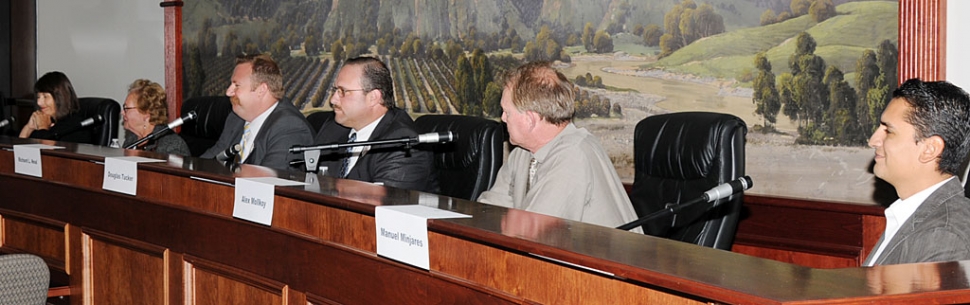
[18, 71, 94, 144]
[121, 79, 189, 155]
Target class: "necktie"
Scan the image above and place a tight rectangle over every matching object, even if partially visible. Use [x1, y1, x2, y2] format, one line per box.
[238, 123, 251, 162]
[340, 132, 357, 178]
[527, 157, 537, 191]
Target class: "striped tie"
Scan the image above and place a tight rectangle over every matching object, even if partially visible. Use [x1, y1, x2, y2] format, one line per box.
[340, 132, 357, 178]
[238, 123, 251, 162]
[527, 157, 537, 191]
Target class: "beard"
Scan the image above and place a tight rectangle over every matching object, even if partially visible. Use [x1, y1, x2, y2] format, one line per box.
[230, 96, 241, 106]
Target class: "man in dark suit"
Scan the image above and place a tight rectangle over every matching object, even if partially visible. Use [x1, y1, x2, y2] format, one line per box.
[201, 54, 313, 171]
[313, 56, 438, 193]
[863, 78, 970, 266]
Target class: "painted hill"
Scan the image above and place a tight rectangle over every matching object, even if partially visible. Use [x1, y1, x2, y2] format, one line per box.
[647, 1, 897, 84]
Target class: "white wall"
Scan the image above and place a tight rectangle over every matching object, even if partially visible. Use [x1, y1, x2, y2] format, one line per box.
[948, 0, 970, 90]
[36, 0, 164, 104]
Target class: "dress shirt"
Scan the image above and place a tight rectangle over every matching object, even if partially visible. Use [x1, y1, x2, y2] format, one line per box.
[344, 114, 384, 175]
[239, 102, 278, 162]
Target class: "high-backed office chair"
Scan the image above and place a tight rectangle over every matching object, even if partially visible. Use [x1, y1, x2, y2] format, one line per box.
[306, 110, 335, 134]
[0, 253, 50, 305]
[414, 115, 505, 200]
[77, 97, 120, 146]
[180, 96, 232, 156]
[629, 112, 747, 250]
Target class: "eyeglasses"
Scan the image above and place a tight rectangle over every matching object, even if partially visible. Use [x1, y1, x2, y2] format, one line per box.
[330, 87, 372, 98]
[122, 106, 137, 113]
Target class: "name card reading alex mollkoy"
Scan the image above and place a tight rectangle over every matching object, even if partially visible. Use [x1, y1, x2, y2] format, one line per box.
[375, 205, 471, 270]
[14, 144, 64, 177]
[102, 156, 167, 195]
[233, 177, 307, 226]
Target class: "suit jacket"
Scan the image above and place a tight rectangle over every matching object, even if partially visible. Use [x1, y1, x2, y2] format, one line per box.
[314, 107, 439, 193]
[201, 101, 313, 171]
[867, 179, 970, 265]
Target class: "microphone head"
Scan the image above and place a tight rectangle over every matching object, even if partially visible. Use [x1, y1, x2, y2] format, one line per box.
[185, 111, 198, 121]
[439, 131, 454, 143]
[739, 176, 753, 191]
[416, 131, 454, 144]
[94, 114, 104, 123]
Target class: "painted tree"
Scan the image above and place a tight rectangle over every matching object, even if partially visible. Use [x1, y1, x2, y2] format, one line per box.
[482, 82, 503, 118]
[455, 55, 480, 116]
[809, 0, 837, 23]
[876, 40, 899, 93]
[752, 52, 781, 129]
[582, 22, 595, 53]
[593, 31, 614, 54]
[854, 50, 879, 133]
[642, 24, 662, 47]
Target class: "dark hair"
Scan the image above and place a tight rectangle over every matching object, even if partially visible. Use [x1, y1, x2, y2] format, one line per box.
[344, 56, 395, 108]
[34, 71, 79, 119]
[894, 78, 970, 176]
[235, 54, 284, 100]
[128, 79, 169, 125]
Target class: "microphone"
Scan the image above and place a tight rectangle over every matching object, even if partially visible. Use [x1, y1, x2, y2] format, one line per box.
[167, 111, 197, 130]
[416, 131, 454, 144]
[78, 115, 103, 128]
[125, 111, 197, 149]
[616, 176, 753, 231]
[53, 114, 102, 139]
[290, 131, 455, 152]
[0, 116, 15, 128]
[216, 143, 241, 162]
[702, 176, 753, 202]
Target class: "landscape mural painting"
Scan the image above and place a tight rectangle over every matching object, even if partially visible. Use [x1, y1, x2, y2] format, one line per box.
[181, 0, 899, 205]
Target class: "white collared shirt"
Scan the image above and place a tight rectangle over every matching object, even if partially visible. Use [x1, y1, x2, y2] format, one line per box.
[239, 102, 278, 162]
[866, 176, 955, 266]
[344, 114, 385, 174]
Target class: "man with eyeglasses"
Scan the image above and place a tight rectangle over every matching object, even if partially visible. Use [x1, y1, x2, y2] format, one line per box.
[312, 56, 438, 193]
[201, 54, 314, 171]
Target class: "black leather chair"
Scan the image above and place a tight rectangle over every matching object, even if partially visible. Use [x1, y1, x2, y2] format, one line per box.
[414, 115, 505, 200]
[180, 96, 232, 156]
[77, 97, 120, 146]
[629, 112, 747, 250]
[306, 110, 335, 134]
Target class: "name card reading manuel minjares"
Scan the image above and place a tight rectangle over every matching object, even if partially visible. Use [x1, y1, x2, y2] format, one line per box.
[375, 205, 471, 270]
[14, 144, 64, 177]
[102, 157, 167, 195]
[233, 177, 307, 226]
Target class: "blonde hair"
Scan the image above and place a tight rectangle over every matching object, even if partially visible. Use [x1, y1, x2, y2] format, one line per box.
[503, 61, 574, 125]
[128, 79, 169, 125]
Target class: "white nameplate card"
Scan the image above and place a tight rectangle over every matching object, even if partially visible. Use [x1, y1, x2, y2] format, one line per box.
[13, 144, 64, 177]
[233, 177, 307, 226]
[102, 157, 167, 195]
[375, 205, 471, 270]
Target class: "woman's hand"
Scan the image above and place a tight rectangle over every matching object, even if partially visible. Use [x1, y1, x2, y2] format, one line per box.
[18, 111, 52, 138]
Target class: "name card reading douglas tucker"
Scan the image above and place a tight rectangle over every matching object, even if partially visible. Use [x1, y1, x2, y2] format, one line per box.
[102, 157, 166, 195]
[233, 177, 307, 225]
[14, 144, 64, 177]
[375, 205, 471, 270]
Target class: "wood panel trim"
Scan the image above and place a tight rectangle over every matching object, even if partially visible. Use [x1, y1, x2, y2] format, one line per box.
[898, 0, 946, 82]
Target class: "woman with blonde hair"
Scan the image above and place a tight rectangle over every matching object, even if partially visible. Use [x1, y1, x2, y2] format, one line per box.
[121, 79, 189, 155]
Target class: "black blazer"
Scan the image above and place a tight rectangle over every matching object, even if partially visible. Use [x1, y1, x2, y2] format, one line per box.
[314, 107, 439, 193]
[29, 111, 95, 145]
